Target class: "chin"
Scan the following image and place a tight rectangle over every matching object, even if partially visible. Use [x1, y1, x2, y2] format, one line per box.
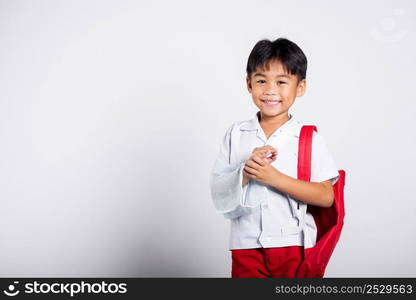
[261, 109, 289, 119]
[260, 109, 281, 115]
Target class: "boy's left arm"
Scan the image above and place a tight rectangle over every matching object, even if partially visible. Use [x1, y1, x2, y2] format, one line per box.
[243, 155, 334, 207]
[271, 169, 334, 207]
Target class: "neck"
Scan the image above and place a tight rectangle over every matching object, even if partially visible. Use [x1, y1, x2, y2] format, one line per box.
[258, 112, 290, 127]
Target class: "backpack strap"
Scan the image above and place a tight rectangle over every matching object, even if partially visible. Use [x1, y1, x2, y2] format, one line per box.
[297, 125, 317, 245]
[298, 125, 317, 181]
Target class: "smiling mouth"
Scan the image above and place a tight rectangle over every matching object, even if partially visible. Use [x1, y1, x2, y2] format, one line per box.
[261, 100, 282, 106]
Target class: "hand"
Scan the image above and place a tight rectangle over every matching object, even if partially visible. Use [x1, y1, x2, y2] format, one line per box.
[252, 145, 278, 164]
[242, 146, 278, 186]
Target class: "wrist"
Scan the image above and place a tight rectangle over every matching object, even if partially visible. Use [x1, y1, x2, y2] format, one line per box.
[270, 168, 282, 189]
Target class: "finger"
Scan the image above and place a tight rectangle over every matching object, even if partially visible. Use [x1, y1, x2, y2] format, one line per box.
[268, 150, 277, 158]
[266, 148, 278, 158]
[248, 154, 268, 166]
[243, 169, 255, 179]
[251, 154, 267, 166]
[244, 165, 259, 176]
[256, 146, 277, 156]
[253, 146, 273, 153]
[265, 156, 277, 164]
[256, 148, 274, 157]
[256, 149, 269, 157]
[267, 155, 277, 162]
[246, 159, 262, 169]
[265, 151, 273, 158]
[266, 145, 277, 154]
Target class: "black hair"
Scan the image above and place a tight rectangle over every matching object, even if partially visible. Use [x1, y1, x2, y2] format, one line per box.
[246, 38, 307, 82]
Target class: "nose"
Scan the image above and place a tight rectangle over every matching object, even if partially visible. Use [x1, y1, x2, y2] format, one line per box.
[264, 82, 278, 95]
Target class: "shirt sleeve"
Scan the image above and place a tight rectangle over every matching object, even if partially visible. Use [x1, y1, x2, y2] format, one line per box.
[310, 132, 340, 185]
[209, 123, 255, 219]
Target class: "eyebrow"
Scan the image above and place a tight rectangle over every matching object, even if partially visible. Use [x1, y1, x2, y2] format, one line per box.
[253, 73, 291, 79]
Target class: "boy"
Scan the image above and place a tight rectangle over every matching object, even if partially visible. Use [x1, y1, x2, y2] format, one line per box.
[210, 38, 339, 278]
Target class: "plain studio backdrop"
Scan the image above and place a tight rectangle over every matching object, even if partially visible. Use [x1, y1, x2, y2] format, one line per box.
[0, 0, 415, 277]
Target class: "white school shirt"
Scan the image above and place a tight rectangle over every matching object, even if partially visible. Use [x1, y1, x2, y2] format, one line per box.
[210, 111, 339, 250]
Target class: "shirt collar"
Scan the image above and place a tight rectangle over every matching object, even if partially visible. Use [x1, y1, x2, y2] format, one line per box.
[240, 111, 301, 138]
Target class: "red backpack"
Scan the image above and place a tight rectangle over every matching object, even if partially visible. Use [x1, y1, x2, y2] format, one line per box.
[295, 125, 346, 278]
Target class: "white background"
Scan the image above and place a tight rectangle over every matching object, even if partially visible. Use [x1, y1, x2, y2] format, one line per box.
[0, 0, 415, 277]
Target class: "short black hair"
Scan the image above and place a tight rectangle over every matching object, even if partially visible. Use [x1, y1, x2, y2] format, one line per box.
[246, 38, 307, 82]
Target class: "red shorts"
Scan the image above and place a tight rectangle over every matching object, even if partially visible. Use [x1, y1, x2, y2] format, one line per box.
[231, 246, 304, 278]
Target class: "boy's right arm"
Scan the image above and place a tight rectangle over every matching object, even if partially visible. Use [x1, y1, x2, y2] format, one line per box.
[209, 124, 276, 219]
[209, 124, 250, 219]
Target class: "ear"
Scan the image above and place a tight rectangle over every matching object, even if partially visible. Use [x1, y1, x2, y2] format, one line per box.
[246, 76, 252, 93]
[296, 79, 306, 97]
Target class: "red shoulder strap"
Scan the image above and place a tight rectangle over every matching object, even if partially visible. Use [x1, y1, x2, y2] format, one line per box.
[298, 125, 317, 181]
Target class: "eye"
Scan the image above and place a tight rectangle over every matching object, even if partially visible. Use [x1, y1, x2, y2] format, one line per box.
[256, 80, 266, 84]
[278, 81, 287, 85]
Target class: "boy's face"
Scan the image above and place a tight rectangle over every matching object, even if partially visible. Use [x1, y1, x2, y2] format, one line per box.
[246, 59, 306, 121]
